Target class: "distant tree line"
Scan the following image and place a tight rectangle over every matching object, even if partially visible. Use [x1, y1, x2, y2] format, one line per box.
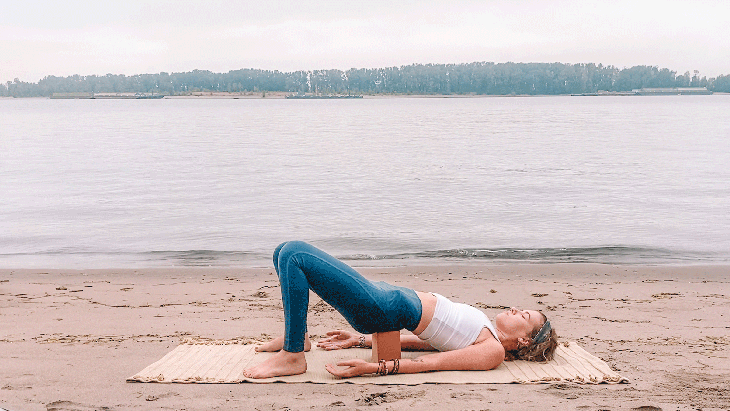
[2, 62, 729, 97]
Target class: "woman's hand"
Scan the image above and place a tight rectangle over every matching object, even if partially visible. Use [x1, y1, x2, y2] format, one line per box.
[317, 330, 362, 350]
[325, 359, 376, 378]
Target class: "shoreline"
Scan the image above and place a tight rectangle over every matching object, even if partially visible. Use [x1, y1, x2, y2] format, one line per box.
[4, 92, 729, 100]
[2, 246, 727, 270]
[1, 263, 728, 410]
[2, 255, 728, 271]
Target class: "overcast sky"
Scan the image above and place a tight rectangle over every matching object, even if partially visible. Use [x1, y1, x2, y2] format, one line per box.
[2, 0, 729, 83]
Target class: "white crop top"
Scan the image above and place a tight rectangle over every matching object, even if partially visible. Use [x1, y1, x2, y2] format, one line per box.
[417, 293, 500, 351]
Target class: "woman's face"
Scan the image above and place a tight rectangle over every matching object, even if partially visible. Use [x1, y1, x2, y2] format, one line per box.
[495, 307, 544, 339]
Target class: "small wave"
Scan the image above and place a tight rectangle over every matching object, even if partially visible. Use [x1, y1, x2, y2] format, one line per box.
[144, 250, 264, 266]
[340, 246, 723, 264]
[0, 246, 726, 268]
[0, 250, 270, 268]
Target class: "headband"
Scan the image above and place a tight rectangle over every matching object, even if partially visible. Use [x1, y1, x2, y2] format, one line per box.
[532, 320, 551, 344]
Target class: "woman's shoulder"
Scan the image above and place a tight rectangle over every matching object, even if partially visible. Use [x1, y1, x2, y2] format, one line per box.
[473, 327, 502, 346]
[471, 335, 506, 369]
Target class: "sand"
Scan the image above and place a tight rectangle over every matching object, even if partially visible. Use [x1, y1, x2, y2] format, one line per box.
[1, 264, 728, 411]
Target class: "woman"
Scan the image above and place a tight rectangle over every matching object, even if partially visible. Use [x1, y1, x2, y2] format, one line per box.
[243, 241, 557, 379]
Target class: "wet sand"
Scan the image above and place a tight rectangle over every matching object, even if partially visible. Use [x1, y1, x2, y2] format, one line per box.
[1, 264, 728, 410]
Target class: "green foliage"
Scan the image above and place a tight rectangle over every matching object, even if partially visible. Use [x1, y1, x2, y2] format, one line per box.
[711, 74, 730, 92]
[3, 63, 727, 98]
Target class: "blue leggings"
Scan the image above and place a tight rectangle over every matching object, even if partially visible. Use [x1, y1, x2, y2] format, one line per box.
[273, 241, 422, 352]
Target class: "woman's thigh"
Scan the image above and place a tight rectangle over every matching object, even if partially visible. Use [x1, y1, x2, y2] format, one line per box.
[275, 241, 421, 333]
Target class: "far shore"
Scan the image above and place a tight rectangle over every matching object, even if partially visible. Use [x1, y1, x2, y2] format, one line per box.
[5, 91, 728, 100]
[164, 91, 639, 99]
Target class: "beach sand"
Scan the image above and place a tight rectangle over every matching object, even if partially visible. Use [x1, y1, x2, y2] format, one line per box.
[1, 264, 728, 410]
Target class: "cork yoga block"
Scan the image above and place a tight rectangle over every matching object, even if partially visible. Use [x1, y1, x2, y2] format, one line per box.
[371, 331, 402, 362]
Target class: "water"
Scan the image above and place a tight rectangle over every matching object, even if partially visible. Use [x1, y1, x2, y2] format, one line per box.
[1, 96, 729, 268]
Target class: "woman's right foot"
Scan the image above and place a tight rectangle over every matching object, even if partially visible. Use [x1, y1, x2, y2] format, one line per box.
[243, 350, 307, 379]
[256, 335, 311, 352]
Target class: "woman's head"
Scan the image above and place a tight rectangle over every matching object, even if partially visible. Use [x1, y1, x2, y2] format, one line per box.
[495, 307, 558, 362]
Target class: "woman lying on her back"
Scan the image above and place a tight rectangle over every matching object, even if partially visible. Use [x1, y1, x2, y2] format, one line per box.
[243, 241, 558, 379]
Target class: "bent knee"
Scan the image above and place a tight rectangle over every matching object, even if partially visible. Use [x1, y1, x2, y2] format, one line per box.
[274, 241, 311, 263]
[280, 241, 312, 251]
[274, 241, 290, 255]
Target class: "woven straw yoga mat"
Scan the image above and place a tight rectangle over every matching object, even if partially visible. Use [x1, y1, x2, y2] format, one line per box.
[127, 340, 627, 385]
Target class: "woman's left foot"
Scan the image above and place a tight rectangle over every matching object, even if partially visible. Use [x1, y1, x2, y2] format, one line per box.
[256, 335, 311, 352]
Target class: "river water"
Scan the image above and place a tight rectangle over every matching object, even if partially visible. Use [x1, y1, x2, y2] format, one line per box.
[1, 95, 729, 268]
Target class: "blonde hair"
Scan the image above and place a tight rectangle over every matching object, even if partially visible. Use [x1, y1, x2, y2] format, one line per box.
[504, 312, 558, 362]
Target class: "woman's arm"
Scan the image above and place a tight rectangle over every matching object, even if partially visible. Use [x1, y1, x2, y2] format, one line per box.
[317, 330, 436, 351]
[409, 337, 505, 371]
[325, 338, 505, 378]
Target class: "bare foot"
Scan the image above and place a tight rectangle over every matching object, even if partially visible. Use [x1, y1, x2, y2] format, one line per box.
[243, 350, 307, 379]
[256, 335, 311, 352]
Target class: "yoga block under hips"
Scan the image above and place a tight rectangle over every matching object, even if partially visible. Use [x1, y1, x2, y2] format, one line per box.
[371, 331, 402, 362]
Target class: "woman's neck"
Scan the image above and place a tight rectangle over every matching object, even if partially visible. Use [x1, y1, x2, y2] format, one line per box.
[496, 328, 518, 351]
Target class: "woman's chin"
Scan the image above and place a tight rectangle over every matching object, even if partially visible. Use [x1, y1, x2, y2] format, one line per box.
[494, 311, 508, 324]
